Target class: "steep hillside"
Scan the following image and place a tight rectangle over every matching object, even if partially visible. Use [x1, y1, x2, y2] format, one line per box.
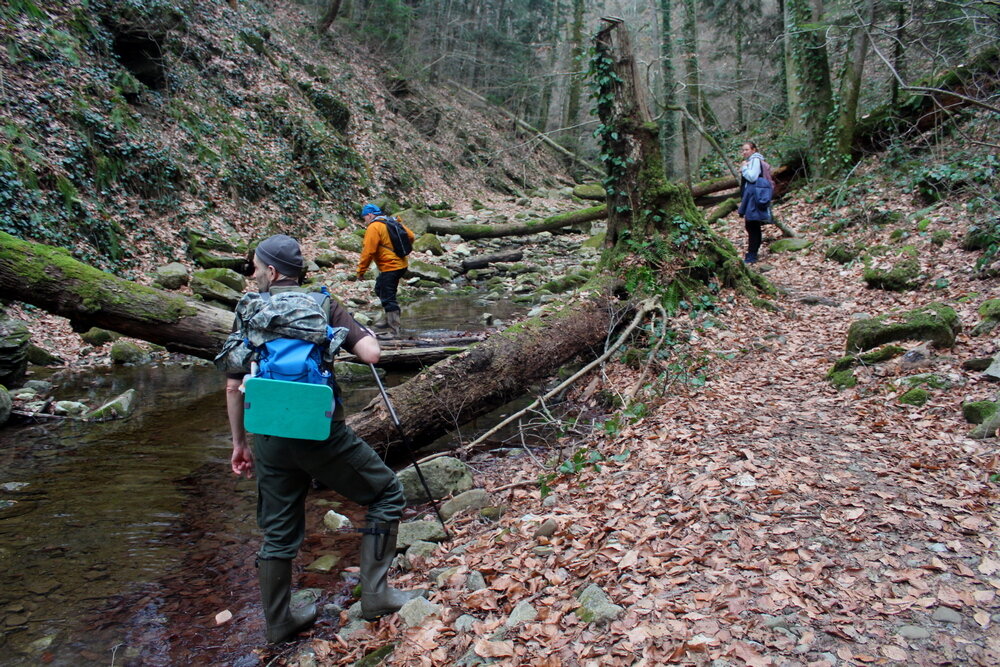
[0, 0, 571, 278]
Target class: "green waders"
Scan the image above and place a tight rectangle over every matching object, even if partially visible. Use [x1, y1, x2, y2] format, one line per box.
[252, 421, 409, 640]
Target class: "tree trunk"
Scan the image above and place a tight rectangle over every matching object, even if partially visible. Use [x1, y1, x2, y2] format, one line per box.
[349, 285, 632, 454]
[784, 0, 833, 173]
[890, 0, 907, 105]
[459, 249, 524, 273]
[658, 0, 677, 178]
[562, 0, 586, 153]
[0, 232, 233, 359]
[316, 0, 343, 33]
[680, 0, 719, 131]
[426, 205, 607, 240]
[832, 0, 874, 169]
[592, 19, 768, 295]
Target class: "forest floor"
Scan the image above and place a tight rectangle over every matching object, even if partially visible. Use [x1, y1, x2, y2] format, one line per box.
[287, 177, 1000, 665]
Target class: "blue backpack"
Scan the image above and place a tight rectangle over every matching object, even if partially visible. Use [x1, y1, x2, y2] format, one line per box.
[242, 289, 343, 440]
[250, 289, 336, 386]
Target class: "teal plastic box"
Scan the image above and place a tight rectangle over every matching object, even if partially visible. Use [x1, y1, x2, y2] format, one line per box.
[243, 377, 334, 441]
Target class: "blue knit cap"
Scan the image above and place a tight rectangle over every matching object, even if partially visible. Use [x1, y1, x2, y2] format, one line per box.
[360, 204, 382, 218]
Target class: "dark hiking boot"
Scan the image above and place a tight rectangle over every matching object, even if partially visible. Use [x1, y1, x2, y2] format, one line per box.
[744, 252, 758, 264]
[360, 522, 424, 620]
[257, 558, 317, 643]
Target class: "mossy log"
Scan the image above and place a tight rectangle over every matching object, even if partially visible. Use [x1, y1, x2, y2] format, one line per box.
[0, 231, 233, 359]
[426, 205, 607, 240]
[348, 282, 632, 455]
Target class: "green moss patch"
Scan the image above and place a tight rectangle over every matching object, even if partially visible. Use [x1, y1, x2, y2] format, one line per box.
[825, 242, 860, 264]
[898, 388, 930, 406]
[962, 401, 998, 424]
[845, 302, 960, 353]
[863, 257, 924, 291]
[827, 369, 857, 390]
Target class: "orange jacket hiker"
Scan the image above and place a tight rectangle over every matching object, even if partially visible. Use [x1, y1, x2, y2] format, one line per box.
[357, 214, 414, 278]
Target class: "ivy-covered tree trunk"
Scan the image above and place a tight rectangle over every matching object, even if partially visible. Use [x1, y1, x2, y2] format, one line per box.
[592, 19, 767, 299]
[658, 0, 677, 178]
[784, 0, 833, 174]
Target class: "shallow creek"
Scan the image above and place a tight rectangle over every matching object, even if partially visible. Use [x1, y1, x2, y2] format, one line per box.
[0, 294, 529, 665]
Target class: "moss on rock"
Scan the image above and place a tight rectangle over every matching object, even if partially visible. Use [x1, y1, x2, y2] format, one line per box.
[898, 388, 930, 406]
[825, 242, 860, 264]
[845, 302, 960, 352]
[962, 400, 998, 424]
[770, 238, 813, 253]
[863, 257, 924, 291]
[827, 369, 857, 389]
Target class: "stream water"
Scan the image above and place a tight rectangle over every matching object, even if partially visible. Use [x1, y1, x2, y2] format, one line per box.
[0, 294, 529, 665]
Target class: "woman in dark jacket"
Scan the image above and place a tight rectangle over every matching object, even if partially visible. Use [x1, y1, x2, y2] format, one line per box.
[737, 141, 771, 263]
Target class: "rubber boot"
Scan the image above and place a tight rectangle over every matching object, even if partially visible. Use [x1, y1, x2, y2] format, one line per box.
[257, 558, 317, 643]
[360, 522, 424, 620]
[372, 312, 389, 329]
[386, 311, 401, 338]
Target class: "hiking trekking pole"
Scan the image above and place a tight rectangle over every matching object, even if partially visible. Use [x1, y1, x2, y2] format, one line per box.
[368, 364, 450, 541]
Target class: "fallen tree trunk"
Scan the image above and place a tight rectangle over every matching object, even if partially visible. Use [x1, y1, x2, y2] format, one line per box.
[348, 285, 632, 454]
[460, 249, 523, 272]
[340, 345, 471, 370]
[0, 232, 233, 359]
[427, 205, 607, 240]
[690, 164, 793, 199]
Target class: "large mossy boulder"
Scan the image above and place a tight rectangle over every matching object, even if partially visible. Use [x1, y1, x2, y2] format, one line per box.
[0, 315, 30, 389]
[573, 183, 606, 200]
[394, 209, 437, 235]
[845, 303, 961, 353]
[184, 229, 249, 271]
[153, 262, 190, 290]
[963, 401, 998, 424]
[314, 251, 347, 268]
[412, 234, 444, 256]
[26, 344, 63, 367]
[898, 388, 930, 406]
[397, 456, 473, 504]
[110, 341, 149, 365]
[80, 327, 118, 346]
[862, 257, 924, 291]
[971, 299, 1000, 336]
[194, 268, 244, 292]
[190, 274, 242, 307]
